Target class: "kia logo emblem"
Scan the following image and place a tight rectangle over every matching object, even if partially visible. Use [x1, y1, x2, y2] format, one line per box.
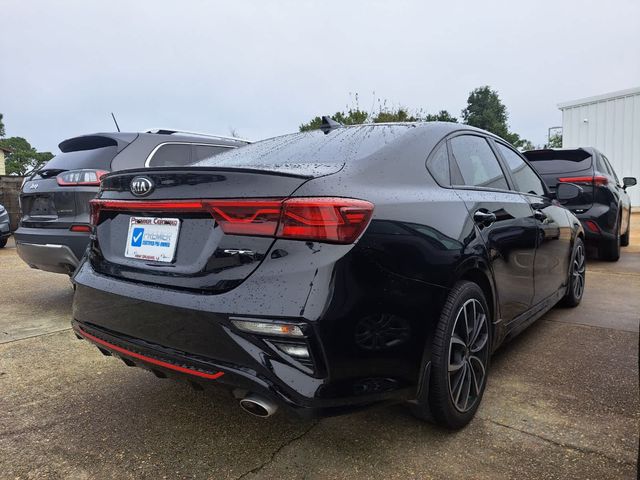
[130, 176, 154, 197]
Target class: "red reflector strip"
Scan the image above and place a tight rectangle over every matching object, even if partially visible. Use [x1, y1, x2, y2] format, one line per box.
[78, 328, 225, 380]
[584, 220, 601, 233]
[70, 225, 91, 233]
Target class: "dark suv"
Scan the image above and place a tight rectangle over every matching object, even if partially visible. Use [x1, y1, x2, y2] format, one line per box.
[0, 203, 10, 248]
[524, 147, 636, 261]
[15, 130, 249, 274]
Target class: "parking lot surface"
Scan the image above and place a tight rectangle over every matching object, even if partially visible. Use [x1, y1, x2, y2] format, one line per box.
[1, 216, 639, 479]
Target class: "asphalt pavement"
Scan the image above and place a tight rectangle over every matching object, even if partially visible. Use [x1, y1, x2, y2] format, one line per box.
[1, 217, 638, 479]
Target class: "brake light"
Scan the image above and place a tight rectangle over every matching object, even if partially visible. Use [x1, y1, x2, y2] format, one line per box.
[205, 200, 282, 236]
[70, 224, 91, 233]
[278, 198, 374, 243]
[90, 197, 374, 244]
[57, 169, 109, 186]
[558, 175, 608, 186]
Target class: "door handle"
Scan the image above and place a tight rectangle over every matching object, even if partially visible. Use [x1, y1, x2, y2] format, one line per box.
[534, 210, 547, 222]
[473, 210, 497, 226]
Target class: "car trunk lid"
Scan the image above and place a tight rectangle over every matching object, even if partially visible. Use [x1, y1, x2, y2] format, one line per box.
[89, 168, 312, 293]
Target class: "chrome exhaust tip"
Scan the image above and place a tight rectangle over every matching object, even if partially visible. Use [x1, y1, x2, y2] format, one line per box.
[239, 393, 278, 418]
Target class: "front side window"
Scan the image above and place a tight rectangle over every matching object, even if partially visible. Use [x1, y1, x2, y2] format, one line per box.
[450, 135, 509, 190]
[496, 143, 545, 196]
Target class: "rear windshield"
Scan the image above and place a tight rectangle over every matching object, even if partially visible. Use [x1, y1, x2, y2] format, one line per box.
[37, 146, 119, 175]
[525, 150, 592, 175]
[193, 124, 414, 176]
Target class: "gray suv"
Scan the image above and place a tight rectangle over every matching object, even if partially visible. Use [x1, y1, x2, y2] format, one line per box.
[0, 203, 10, 248]
[15, 129, 249, 274]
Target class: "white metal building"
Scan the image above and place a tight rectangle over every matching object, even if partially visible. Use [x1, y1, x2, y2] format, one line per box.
[558, 86, 640, 207]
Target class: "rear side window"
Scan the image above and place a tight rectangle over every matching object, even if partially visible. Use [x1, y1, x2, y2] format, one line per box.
[450, 135, 508, 190]
[595, 155, 610, 176]
[602, 155, 620, 183]
[193, 145, 232, 163]
[427, 143, 450, 186]
[148, 144, 192, 167]
[496, 143, 545, 196]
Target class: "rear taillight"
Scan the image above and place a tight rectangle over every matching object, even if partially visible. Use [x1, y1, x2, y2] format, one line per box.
[558, 175, 608, 186]
[57, 169, 109, 186]
[90, 197, 374, 244]
[206, 200, 282, 236]
[277, 198, 374, 243]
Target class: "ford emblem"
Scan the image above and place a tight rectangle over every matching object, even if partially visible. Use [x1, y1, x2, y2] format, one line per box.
[130, 176, 154, 197]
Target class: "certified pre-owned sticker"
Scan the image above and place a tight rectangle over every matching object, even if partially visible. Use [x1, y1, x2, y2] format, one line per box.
[124, 217, 180, 263]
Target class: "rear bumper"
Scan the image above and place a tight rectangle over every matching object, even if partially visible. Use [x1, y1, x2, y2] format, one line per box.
[14, 227, 89, 273]
[16, 242, 80, 274]
[71, 253, 438, 418]
[72, 313, 412, 419]
[572, 205, 617, 243]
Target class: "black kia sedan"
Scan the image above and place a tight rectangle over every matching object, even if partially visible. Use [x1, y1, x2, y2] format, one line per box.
[72, 122, 585, 429]
[524, 147, 636, 261]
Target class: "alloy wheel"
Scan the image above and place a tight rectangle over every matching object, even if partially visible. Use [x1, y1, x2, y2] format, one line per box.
[572, 243, 586, 298]
[448, 298, 489, 413]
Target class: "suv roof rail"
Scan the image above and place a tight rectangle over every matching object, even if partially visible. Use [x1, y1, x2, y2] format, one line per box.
[144, 128, 251, 143]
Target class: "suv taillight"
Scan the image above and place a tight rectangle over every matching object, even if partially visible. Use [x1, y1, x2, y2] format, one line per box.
[90, 197, 374, 244]
[558, 175, 608, 186]
[57, 169, 109, 186]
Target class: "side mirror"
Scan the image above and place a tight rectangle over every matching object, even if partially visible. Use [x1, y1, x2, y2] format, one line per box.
[556, 182, 582, 202]
[622, 177, 637, 190]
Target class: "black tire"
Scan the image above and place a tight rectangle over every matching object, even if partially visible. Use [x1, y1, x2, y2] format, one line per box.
[620, 213, 630, 247]
[599, 217, 621, 261]
[412, 281, 491, 429]
[559, 236, 586, 308]
[0, 238, 7, 249]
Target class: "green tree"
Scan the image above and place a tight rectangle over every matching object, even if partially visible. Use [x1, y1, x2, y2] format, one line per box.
[0, 113, 5, 137]
[462, 86, 530, 148]
[0, 137, 54, 175]
[424, 110, 459, 123]
[461, 86, 510, 138]
[299, 100, 457, 132]
[548, 132, 562, 148]
[371, 107, 420, 123]
[299, 108, 369, 132]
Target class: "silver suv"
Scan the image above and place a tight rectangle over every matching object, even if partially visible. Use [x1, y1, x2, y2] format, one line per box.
[15, 129, 249, 274]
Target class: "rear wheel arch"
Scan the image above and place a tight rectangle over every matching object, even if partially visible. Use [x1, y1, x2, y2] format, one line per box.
[456, 266, 498, 348]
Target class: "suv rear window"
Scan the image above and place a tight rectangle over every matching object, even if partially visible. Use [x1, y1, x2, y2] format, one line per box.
[36, 146, 119, 177]
[524, 150, 592, 174]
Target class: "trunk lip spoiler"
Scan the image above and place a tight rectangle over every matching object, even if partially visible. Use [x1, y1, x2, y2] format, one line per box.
[101, 166, 314, 181]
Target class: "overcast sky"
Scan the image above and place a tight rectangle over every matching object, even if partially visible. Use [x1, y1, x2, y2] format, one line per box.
[1, 0, 639, 153]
